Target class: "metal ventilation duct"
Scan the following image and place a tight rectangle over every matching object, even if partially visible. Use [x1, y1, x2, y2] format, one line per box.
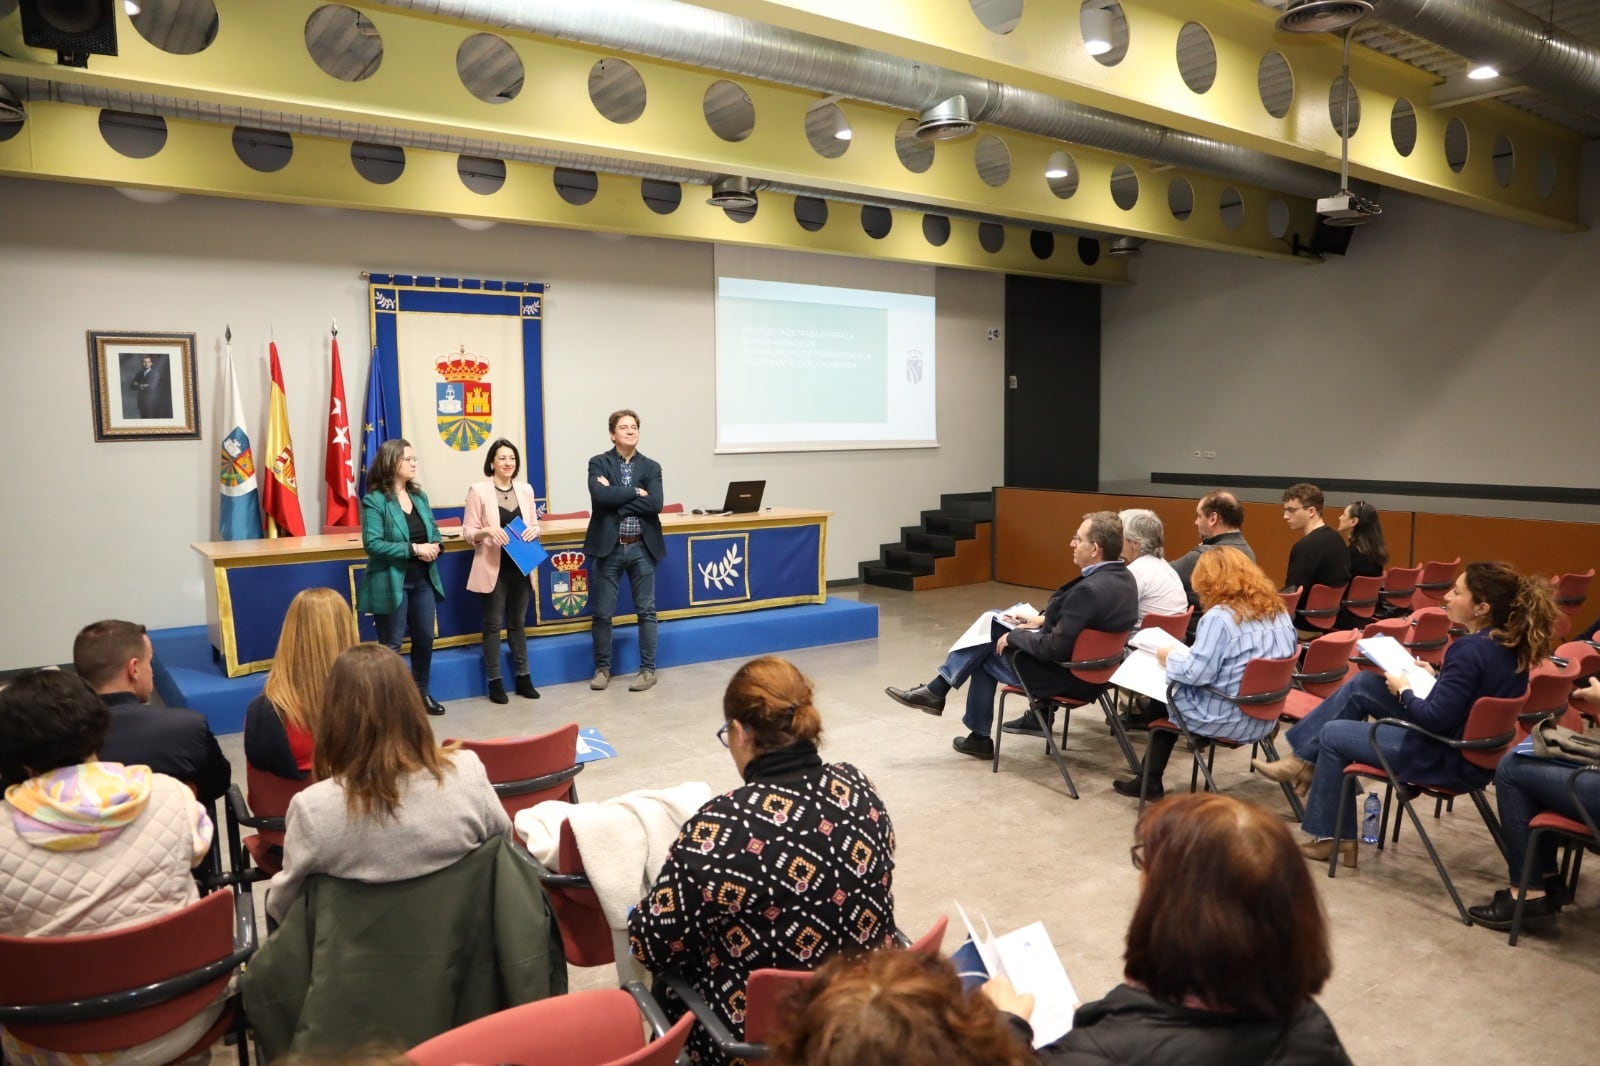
[375, 0, 1337, 200]
[1371, 0, 1600, 117]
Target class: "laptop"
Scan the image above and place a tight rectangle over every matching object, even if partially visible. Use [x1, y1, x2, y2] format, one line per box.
[721, 480, 766, 514]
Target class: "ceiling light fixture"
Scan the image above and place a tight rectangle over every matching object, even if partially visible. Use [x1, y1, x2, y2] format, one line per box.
[451, 217, 498, 231]
[1274, 0, 1373, 34]
[1044, 162, 1069, 179]
[706, 176, 759, 209]
[1467, 64, 1500, 80]
[124, 1, 142, 15]
[1082, 6, 1114, 56]
[116, 186, 179, 204]
[832, 109, 852, 141]
[914, 96, 975, 141]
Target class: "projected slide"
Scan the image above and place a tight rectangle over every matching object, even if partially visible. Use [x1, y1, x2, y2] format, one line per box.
[716, 277, 936, 452]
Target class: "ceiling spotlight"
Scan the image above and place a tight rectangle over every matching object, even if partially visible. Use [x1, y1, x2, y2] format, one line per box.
[116, 186, 180, 204]
[915, 96, 975, 142]
[1467, 64, 1500, 80]
[1082, 6, 1114, 56]
[707, 176, 758, 210]
[451, 217, 498, 231]
[125, 1, 142, 14]
[1045, 163, 1069, 179]
[1274, 0, 1373, 34]
[832, 108, 852, 141]
[1108, 236, 1145, 257]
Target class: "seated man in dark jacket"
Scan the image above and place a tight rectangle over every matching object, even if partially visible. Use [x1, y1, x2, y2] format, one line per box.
[886, 511, 1139, 759]
[74, 619, 232, 805]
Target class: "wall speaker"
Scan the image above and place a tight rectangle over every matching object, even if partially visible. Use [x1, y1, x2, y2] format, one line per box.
[20, 0, 119, 68]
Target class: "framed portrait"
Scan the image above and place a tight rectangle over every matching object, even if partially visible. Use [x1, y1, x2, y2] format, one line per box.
[87, 331, 201, 441]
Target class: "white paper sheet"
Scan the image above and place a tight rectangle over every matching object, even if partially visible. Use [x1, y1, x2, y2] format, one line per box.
[948, 602, 1039, 653]
[1110, 648, 1169, 702]
[954, 901, 1078, 1048]
[1128, 626, 1186, 654]
[1356, 635, 1436, 698]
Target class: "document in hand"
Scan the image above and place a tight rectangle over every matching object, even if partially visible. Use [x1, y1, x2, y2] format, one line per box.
[947, 602, 1039, 653]
[1109, 649, 1168, 703]
[1127, 626, 1186, 655]
[954, 900, 1078, 1047]
[501, 516, 551, 576]
[1355, 635, 1436, 698]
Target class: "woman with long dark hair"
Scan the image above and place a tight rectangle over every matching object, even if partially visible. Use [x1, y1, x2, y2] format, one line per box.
[1337, 500, 1388, 578]
[359, 438, 447, 716]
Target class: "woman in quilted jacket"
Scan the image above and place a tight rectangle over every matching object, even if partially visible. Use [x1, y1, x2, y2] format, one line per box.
[0, 668, 218, 1064]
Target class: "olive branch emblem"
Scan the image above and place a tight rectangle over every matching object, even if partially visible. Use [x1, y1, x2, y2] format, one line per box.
[698, 545, 744, 590]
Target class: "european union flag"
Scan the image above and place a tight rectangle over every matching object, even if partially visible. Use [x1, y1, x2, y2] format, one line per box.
[358, 346, 395, 497]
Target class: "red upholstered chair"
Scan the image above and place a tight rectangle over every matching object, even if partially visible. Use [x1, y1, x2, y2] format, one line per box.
[436, 516, 463, 530]
[661, 502, 685, 514]
[225, 763, 313, 880]
[1554, 641, 1600, 729]
[1326, 691, 1527, 924]
[321, 523, 360, 535]
[1142, 654, 1298, 810]
[994, 629, 1133, 798]
[1340, 575, 1384, 626]
[905, 914, 949, 955]
[0, 885, 257, 1065]
[1412, 557, 1461, 610]
[455, 724, 583, 821]
[1292, 630, 1360, 703]
[1552, 568, 1595, 619]
[1298, 583, 1345, 634]
[407, 985, 692, 1066]
[529, 819, 617, 968]
[1514, 666, 1579, 745]
[543, 510, 591, 521]
[1139, 609, 1193, 643]
[1404, 607, 1453, 666]
[1278, 587, 1300, 618]
[1507, 766, 1600, 946]
[1379, 565, 1422, 615]
[1353, 618, 1410, 675]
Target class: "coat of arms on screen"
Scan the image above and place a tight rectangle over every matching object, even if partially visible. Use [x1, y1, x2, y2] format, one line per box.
[550, 551, 590, 616]
[435, 345, 492, 452]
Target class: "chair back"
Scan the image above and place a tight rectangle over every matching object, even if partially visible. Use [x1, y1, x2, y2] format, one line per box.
[1140, 609, 1193, 643]
[543, 510, 591, 521]
[1553, 568, 1595, 617]
[246, 762, 313, 851]
[1341, 575, 1384, 622]
[1515, 669, 1578, 743]
[1412, 557, 1461, 609]
[408, 987, 692, 1066]
[1459, 692, 1529, 772]
[1355, 618, 1411, 673]
[1278, 587, 1300, 618]
[0, 888, 244, 1052]
[459, 724, 582, 819]
[908, 914, 949, 955]
[1064, 628, 1131, 684]
[1297, 629, 1359, 697]
[1406, 607, 1453, 665]
[1231, 655, 1299, 723]
[548, 820, 616, 967]
[1379, 565, 1422, 610]
[743, 969, 819, 1045]
[661, 502, 684, 514]
[322, 522, 359, 535]
[1299, 584, 1344, 631]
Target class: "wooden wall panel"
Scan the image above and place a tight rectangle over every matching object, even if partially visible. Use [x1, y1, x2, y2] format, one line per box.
[1413, 514, 1600, 623]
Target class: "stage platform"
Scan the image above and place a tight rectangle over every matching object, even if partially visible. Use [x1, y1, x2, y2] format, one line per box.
[151, 596, 879, 735]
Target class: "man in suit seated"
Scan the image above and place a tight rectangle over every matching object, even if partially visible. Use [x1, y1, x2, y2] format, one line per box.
[885, 511, 1141, 759]
[73, 620, 232, 805]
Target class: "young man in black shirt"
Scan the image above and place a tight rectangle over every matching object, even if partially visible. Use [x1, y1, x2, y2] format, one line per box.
[1281, 483, 1350, 629]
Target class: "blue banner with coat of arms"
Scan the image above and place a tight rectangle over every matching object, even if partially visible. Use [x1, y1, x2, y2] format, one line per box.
[368, 276, 545, 513]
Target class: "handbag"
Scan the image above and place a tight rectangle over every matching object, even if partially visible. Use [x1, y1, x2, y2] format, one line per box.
[1530, 719, 1600, 767]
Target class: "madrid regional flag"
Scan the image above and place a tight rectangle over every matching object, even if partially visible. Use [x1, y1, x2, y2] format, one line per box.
[323, 334, 358, 528]
[262, 342, 307, 538]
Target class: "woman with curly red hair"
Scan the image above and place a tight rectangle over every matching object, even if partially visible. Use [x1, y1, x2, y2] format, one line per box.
[1112, 547, 1296, 799]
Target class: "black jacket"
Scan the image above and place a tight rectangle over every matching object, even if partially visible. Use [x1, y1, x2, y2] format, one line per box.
[1007, 562, 1140, 666]
[583, 447, 665, 562]
[99, 691, 233, 804]
[1014, 984, 1352, 1066]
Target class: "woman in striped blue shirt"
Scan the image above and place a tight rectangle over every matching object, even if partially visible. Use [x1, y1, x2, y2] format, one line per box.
[1114, 547, 1297, 799]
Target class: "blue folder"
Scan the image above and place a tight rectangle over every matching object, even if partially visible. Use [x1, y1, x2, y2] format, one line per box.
[501, 516, 550, 575]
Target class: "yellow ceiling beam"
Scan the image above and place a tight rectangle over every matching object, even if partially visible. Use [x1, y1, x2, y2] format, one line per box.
[691, 0, 1584, 230]
[0, 0, 1320, 260]
[0, 101, 1131, 284]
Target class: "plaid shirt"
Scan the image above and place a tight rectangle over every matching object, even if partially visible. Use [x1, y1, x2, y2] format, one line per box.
[618, 456, 641, 540]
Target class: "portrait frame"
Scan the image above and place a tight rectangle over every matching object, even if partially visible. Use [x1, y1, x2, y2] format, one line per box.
[87, 330, 201, 441]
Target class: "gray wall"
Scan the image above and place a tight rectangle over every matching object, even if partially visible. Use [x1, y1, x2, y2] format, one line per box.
[0, 178, 1005, 671]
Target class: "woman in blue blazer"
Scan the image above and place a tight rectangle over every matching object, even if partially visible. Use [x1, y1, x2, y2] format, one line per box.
[359, 438, 447, 716]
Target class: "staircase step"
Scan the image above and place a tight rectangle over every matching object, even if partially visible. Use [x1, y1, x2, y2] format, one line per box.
[860, 564, 918, 591]
[939, 492, 995, 521]
[921, 511, 978, 538]
[905, 530, 957, 555]
[884, 548, 936, 574]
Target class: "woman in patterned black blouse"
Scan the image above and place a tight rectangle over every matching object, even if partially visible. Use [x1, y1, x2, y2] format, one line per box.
[628, 656, 898, 1064]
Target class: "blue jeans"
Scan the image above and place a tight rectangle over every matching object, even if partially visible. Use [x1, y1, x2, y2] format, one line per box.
[1286, 671, 1413, 839]
[375, 567, 439, 693]
[1495, 755, 1600, 884]
[591, 541, 657, 671]
[936, 644, 1022, 737]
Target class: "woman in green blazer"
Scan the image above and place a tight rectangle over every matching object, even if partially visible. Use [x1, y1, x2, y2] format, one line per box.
[359, 438, 448, 715]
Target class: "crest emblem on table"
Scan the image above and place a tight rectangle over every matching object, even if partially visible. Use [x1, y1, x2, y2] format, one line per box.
[549, 550, 590, 616]
[435, 346, 492, 453]
[690, 535, 750, 604]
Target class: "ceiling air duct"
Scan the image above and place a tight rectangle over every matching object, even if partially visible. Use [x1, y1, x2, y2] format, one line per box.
[1276, 1, 1374, 34]
[915, 96, 976, 141]
[706, 176, 758, 209]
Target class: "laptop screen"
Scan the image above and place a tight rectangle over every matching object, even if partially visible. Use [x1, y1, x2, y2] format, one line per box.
[722, 480, 766, 514]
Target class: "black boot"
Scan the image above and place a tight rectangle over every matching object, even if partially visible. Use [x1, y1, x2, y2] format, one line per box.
[514, 674, 540, 699]
[488, 678, 509, 704]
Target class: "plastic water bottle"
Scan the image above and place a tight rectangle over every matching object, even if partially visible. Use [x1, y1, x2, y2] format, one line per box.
[1361, 793, 1382, 845]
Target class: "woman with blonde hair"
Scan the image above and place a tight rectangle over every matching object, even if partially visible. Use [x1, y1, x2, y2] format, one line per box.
[1256, 561, 1561, 865]
[629, 656, 898, 1065]
[1113, 547, 1297, 799]
[244, 586, 358, 780]
[264, 644, 509, 924]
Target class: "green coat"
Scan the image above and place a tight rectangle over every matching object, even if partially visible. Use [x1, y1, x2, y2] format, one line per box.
[358, 487, 446, 615]
[240, 836, 567, 1058]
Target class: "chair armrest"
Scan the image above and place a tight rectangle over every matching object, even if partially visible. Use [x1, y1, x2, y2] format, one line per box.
[661, 967, 766, 1060]
[625, 980, 675, 1039]
[1200, 682, 1293, 706]
[1364, 716, 1514, 755]
[1294, 666, 1349, 688]
[226, 785, 287, 834]
[492, 763, 584, 798]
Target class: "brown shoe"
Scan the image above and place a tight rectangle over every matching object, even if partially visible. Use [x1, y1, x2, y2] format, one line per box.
[1253, 754, 1314, 798]
[1300, 837, 1358, 868]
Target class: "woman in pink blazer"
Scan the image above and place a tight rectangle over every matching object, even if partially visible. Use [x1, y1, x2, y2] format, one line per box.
[463, 438, 542, 703]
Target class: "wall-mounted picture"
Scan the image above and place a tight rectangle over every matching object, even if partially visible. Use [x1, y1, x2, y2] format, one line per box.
[87, 331, 201, 441]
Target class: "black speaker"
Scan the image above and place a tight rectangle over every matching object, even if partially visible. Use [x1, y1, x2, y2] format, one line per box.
[20, 0, 119, 68]
[1309, 218, 1357, 257]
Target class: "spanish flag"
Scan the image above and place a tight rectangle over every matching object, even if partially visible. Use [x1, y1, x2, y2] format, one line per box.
[262, 342, 306, 538]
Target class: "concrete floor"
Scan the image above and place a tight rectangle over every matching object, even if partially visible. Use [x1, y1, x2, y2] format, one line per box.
[217, 581, 1600, 1065]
